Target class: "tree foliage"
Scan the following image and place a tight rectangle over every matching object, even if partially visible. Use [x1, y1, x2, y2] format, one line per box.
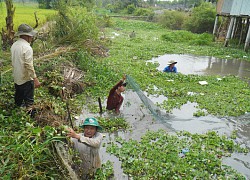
[37, 0, 52, 9]
[105, 0, 143, 13]
[37, 0, 95, 10]
[171, 0, 204, 8]
[183, 2, 216, 33]
[52, 1, 98, 45]
[157, 10, 186, 30]
[0, 0, 15, 50]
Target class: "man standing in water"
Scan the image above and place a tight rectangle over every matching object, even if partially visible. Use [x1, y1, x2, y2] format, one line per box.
[67, 117, 103, 179]
[163, 60, 178, 73]
[11, 24, 40, 113]
[106, 75, 127, 114]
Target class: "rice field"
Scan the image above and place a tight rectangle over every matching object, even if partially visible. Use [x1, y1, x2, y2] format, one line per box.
[0, 2, 56, 30]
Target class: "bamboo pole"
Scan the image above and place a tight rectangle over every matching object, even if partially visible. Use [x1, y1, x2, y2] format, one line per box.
[231, 16, 237, 39]
[244, 22, 250, 51]
[238, 18, 244, 46]
[224, 16, 235, 47]
[213, 15, 219, 40]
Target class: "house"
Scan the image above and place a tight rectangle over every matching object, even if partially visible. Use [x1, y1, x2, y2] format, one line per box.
[213, 0, 250, 51]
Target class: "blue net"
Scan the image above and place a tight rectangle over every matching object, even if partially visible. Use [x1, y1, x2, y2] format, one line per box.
[126, 75, 175, 131]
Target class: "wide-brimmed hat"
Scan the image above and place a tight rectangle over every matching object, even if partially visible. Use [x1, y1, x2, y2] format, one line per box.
[79, 117, 102, 131]
[168, 60, 177, 65]
[14, 24, 37, 37]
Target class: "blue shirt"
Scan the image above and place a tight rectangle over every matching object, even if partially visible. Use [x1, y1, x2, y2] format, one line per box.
[163, 66, 177, 73]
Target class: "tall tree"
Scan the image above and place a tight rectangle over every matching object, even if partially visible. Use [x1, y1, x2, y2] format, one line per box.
[1, 0, 15, 50]
[37, 0, 52, 9]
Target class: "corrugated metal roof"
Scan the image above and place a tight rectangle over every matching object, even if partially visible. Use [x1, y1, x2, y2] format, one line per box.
[230, 0, 243, 15]
[240, 0, 250, 16]
[217, 0, 250, 16]
[219, 0, 234, 15]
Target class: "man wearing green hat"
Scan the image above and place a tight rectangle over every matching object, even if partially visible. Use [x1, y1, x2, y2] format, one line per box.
[67, 117, 103, 178]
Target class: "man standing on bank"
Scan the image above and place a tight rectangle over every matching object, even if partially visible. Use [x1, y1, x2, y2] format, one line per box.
[11, 24, 41, 109]
[163, 60, 178, 73]
[106, 74, 127, 114]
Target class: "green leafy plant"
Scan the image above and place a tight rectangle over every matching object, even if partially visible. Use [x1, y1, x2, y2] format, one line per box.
[156, 10, 186, 30]
[95, 160, 114, 179]
[52, 6, 98, 45]
[107, 130, 248, 179]
[193, 110, 206, 117]
[183, 2, 216, 33]
[98, 116, 130, 132]
[127, 4, 135, 14]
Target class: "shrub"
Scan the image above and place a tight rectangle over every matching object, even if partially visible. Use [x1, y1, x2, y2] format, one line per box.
[127, 4, 136, 14]
[161, 31, 213, 46]
[161, 30, 195, 43]
[106, 2, 122, 13]
[52, 7, 98, 45]
[134, 8, 154, 17]
[98, 14, 114, 28]
[156, 10, 186, 30]
[189, 33, 213, 45]
[183, 2, 216, 33]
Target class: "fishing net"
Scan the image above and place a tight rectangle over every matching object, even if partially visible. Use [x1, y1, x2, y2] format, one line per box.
[126, 75, 175, 131]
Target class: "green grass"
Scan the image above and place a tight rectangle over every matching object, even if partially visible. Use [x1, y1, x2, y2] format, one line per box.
[0, 2, 56, 30]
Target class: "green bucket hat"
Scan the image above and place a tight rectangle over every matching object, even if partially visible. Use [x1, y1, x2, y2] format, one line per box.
[79, 117, 102, 131]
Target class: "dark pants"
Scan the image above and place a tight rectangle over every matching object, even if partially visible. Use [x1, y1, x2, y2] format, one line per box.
[14, 80, 34, 107]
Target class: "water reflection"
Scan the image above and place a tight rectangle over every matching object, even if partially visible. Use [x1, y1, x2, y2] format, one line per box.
[148, 54, 250, 83]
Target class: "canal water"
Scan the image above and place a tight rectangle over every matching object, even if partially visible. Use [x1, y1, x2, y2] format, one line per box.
[148, 54, 250, 78]
[148, 54, 250, 84]
[78, 54, 250, 179]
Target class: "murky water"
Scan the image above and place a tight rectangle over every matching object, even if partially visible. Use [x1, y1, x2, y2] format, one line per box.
[147, 54, 250, 179]
[77, 54, 250, 179]
[148, 54, 250, 84]
[78, 91, 250, 179]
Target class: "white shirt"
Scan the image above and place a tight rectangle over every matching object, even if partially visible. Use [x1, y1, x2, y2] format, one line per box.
[11, 38, 37, 85]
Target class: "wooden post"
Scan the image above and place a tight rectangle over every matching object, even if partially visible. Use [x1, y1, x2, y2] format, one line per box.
[98, 97, 103, 114]
[238, 18, 244, 45]
[231, 16, 237, 39]
[213, 15, 219, 40]
[224, 16, 235, 47]
[244, 23, 250, 51]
